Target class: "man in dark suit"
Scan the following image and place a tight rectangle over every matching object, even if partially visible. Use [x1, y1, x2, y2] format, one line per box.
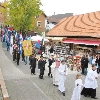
[48, 54, 54, 78]
[95, 55, 100, 74]
[81, 55, 85, 75]
[84, 55, 89, 75]
[38, 56, 46, 79]
[30, 54, 37, 75]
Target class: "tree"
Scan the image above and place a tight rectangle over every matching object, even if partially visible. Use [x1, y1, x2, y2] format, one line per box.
[0, 0, 9, 24]
[7, 0, 42, 34]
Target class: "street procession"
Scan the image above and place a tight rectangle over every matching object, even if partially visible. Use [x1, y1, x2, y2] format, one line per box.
[0, 0, 100, 100]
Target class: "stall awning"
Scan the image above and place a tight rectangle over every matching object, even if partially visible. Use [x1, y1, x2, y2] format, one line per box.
[63, 39, 100, 45]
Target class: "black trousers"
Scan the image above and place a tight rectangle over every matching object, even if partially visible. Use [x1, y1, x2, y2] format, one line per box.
[22, 57, 25, 62]
[81, 87, 96, 98]
[13, 54, 16, 61]
[97, 68, 100, 74]
[81, 66, 84, 74]
[39, 74, 43, 79]
[31, 67, 35, 74]
[48, 66, 51, 75]
[39, 67, 44, 79]
[17, 58, 20, 65]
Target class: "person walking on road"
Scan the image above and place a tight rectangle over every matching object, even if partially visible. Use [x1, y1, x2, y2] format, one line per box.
[48, 54, 54, 78]
[81, 55, 85, 75]
[30, 54, 37, 75]
[58, 60, 68, 96]
[84, 55, 89, 75]
[71, 74, 83, 100]
[38, 56, 46, 79]
[52, 55, 60, 86]
[16, 45, 20, 66]
[95, 55, 100, 74]
[81, 64, 98, 99]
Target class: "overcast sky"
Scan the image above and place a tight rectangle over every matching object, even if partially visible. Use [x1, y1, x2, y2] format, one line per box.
[1, 0, 100, 16]
[40, 0, 100, 16]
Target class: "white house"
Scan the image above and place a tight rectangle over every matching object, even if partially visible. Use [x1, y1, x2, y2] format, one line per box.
[46, 13, 73, 31]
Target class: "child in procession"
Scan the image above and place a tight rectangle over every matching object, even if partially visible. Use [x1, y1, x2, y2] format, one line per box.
[52, 55, 60, 86]
[58, 60, 68, 96]
[71, 74, 83, 100]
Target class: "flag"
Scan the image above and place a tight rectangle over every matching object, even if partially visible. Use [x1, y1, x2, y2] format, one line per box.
[36, 42, 40, 49]
[22, 40, 32, 56]
[10, 35, 13, 55]
[36, 40, 40, 49]
[19, 34, 23, 54]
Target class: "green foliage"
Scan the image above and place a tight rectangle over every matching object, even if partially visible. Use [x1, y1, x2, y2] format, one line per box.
[0, 1, 9, 22]
[7, 0, 42, 33]
[45, 29, 50, 34]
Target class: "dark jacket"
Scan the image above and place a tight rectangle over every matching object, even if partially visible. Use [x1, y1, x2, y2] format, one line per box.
[83, 58, 89, 68]
[30, 57, 36, 68]
[22, 49, 25, 58]
[81, 57, 85, 67]
[48, 58, 54, 67]
[38, 60, 46, 74]
[96, 58, 100, 66]
[49, 47, 54, 53]
[16, 48, 20, 59]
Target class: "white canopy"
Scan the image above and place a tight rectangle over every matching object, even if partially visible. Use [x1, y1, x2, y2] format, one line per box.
[31, 35, 49, 42]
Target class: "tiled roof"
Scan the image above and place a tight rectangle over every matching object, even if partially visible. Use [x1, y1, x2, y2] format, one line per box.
[47, 13, 73, 23]
[46, 11, 100, 37]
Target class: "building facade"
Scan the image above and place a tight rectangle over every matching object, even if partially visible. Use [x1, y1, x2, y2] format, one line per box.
[46, 13, 73, 31]
[34, 13, 47, 33]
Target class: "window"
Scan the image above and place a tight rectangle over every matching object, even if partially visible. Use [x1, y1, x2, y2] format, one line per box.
[35, 15, 39, 18]
[37, 21, 41, 27]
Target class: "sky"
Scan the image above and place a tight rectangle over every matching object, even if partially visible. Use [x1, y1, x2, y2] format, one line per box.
[40, 0, 100, 16]
[1, 0, 100, 16]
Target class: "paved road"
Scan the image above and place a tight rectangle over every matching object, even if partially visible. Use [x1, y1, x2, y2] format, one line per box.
[0, 42, 100, 100]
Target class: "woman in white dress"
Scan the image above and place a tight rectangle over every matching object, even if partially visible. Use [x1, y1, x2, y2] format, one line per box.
[71, 74, 83, 100]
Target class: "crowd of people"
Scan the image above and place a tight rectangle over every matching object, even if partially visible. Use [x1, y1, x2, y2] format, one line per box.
[1, 26, 99, 99]
[11, 47, 99, 99]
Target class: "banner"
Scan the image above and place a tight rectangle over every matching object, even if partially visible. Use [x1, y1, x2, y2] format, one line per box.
[22, 40, 32, 56]
[10, 35, 13, 55]
[36, 40, 40, 49]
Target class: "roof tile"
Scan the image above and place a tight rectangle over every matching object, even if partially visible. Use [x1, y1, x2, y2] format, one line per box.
[46, 11, 100, 37]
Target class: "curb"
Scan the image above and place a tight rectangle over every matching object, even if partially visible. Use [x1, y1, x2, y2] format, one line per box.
[0, 68, 9, 100]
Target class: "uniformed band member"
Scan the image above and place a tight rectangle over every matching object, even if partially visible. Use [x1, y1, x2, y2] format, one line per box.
[38, 56, 46, 79]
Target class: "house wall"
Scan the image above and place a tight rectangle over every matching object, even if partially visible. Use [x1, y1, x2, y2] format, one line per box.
[45, 19, 47, 28]
[35, 13, 46, 32]
[46, 22, 55, 30]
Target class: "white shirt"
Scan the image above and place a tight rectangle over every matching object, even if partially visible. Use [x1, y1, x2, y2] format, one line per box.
[84, 69, 98, 89]
[58, 64, 68, 75]
[92, 58, 96, 64]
